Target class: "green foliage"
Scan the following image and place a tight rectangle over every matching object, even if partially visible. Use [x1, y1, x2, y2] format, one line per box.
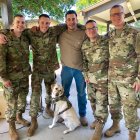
[76, 0, 106, 34]
[98, 24, 107, 35]
[56, 46, 61, 63]
[12, 0, 75, 20]
[0, 82, 2, 88]
[29, 50, 33, 63]
[133, 21, 140, 29]
[76, 0, 101, 11]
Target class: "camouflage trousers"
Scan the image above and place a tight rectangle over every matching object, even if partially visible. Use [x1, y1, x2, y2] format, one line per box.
[3, 77, 29, 122]
[87, 82, 108, 123]
[108, 81, 140, 132]
[29, 72, 56, 117]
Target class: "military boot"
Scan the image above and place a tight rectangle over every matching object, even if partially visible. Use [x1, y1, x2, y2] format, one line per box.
[129, 131, 136, 140]
[45, 104, 54, 117]
[27, 117, 38, 137]
[9, 121, 19, 140]
[16, 113, 30, 127]
[91, 122, 104, 140]
[104, 120, 120, 137]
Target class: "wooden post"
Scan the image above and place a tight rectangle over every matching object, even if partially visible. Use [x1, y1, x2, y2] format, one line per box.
[0, 0, 13, 28]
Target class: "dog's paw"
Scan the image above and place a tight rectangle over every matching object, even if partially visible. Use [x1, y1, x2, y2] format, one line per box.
[63, 130, 69, 134]
[49, 125, 53, 129]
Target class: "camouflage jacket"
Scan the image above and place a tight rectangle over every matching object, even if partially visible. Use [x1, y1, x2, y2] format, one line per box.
[82, 35, 109, 84]
[24, 25, 67, 74]
[0, 30, 30, 82]
[108, 23, 140, 83]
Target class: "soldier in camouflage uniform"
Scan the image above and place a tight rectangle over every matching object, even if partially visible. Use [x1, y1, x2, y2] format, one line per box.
[23, 14, 67, 137]
[0, 15, 31, 140]
[0, 14, 67, 137]
[82, 20, 109, 140]
[104, 5, 140, 140]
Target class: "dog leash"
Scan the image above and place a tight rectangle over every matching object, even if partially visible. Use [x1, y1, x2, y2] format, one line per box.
[51, 95, 72, 115]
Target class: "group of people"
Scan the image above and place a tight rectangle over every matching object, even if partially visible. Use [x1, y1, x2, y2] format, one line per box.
[82, 4, 140, 140]
[0, 4, 139, 140]
[0, 9, 87, 140]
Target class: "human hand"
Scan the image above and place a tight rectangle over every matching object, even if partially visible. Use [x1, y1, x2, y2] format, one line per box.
[3, 80, 12, 87]
[85, 77, 90, 83]
[3, 80, 13, 93]
[0, 34, 8, 44]
[132, 82, 140, 92]
[31, 26, 39, 32]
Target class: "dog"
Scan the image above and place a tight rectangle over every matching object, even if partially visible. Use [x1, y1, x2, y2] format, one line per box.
[49, 84, 81, 134]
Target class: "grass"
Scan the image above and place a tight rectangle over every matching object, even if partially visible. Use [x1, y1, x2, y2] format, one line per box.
[29, 50, 33, 63]
[56, 47, 61, 63]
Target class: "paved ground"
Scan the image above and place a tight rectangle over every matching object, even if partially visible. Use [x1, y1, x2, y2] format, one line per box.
[0, 67, 140, 140]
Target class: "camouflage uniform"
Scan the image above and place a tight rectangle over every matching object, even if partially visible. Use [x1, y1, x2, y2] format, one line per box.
[82, 35, 109, 123]
[24, 25, 66, 117]
[0, 30, 30, 122]
[108, 23, 140, 132]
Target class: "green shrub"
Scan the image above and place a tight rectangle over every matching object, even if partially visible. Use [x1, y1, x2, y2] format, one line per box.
[0, 82, 3, 88]
[29, 50, 33, 63]
[56, 47, 61, 63]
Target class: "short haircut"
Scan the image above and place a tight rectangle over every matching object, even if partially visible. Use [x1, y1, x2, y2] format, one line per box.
[65, 10, 77, 18]
[110, 4, 124, 13]
[13, 14, 25, 24]
[39, 14, 50, 19]
[85, 20, 96, 25]
[14, 14, 24, 19]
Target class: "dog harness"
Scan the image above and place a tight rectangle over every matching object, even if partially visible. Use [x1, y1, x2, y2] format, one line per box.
[51, 95, 72, 115]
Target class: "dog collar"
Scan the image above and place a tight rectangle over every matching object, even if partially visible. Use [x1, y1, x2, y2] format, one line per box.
[51, 95, 72, 115]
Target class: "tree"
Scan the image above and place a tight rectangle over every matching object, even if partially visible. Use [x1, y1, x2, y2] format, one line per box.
[76, 0, 101, 11]
[12, 0, 75, 20]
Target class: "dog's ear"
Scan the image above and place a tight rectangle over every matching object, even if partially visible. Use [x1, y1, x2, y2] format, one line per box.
[51, 84, 56, 90]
